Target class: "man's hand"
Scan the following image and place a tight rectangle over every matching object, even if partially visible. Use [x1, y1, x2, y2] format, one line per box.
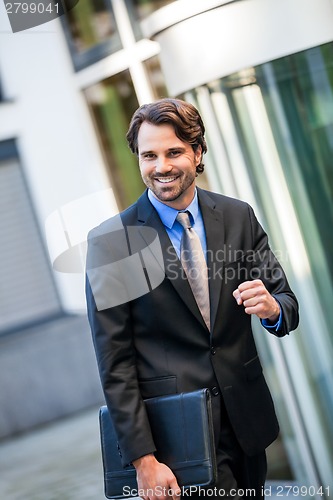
[233, 279, 280, 322]
[133, 454, 181, 500]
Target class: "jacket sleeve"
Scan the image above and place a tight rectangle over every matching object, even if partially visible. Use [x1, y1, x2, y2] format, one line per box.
[247, 204, 299, 337]
[85, 226, 156, 466]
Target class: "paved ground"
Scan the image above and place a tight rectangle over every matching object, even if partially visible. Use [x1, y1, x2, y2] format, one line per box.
[0, 406, 105, 500]
[0, 407, 290, 499]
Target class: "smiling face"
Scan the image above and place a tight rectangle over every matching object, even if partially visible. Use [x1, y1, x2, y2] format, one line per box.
[138, 122, 202, 210]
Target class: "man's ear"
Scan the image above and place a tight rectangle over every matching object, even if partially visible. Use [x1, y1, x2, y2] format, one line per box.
[194, 145, 202, 166]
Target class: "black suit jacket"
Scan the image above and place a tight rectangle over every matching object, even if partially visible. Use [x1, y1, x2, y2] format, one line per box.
[86, 188, 299, 466]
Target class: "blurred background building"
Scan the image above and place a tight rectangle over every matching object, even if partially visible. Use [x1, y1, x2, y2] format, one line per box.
[0, 0, 332, 495]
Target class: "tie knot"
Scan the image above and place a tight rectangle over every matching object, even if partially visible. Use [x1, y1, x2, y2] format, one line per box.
[176, 211, 192, 229]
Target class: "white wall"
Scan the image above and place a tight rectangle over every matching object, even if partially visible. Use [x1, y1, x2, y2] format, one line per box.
[0, 4, 116, 312]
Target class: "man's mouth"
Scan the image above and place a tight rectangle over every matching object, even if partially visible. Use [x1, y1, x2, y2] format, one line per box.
[154, 176, 178, 184]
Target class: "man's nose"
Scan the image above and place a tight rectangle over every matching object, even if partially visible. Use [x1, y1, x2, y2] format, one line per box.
[155, 156, 172, 173]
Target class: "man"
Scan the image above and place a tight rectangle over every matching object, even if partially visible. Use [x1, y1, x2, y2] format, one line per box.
[86, 98, 299, 499]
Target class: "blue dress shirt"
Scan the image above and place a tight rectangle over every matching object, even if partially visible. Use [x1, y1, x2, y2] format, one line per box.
[147, 189, 282, 331]
[147, 189, 207, 260]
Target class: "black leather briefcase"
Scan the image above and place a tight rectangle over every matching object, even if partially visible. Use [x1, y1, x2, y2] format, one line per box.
[99, 388, 217, 499]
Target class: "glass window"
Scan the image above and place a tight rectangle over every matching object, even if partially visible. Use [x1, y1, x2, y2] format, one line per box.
[258, 45, 333, 287]
[128, 0, 177, 21]
[84, 71, 145, 210]
[61, 0, 121, 70]
[126, 0, 178, 39]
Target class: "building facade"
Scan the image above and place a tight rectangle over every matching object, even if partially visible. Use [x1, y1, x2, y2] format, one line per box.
[0, 0, 332, 493]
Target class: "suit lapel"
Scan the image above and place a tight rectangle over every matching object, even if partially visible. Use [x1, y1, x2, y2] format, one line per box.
[197, 189, 225, 332]
[136, 191, 208, 331]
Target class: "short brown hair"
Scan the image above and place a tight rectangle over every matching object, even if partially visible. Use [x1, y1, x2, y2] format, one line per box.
[126, 98, 207, 174]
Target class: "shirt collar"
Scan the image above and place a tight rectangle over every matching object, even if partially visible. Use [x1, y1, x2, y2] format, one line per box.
[147, 189, 199, 229]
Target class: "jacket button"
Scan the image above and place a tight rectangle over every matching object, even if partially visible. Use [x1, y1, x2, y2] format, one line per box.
[211, 347, 216, 355]
[211, 386, 219, 396]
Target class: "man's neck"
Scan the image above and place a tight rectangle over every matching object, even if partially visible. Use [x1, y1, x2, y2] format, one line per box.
[149, 186, 196, 211]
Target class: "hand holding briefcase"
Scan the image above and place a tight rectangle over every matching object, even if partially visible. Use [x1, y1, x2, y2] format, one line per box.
[99, 388, 217, 499]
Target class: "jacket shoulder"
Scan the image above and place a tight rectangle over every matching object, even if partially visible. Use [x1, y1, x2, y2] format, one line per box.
[87, 201, 139, 240]
[199, 188, 251, 213]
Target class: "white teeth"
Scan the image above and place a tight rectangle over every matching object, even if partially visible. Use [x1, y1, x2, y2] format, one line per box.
[156, 177, 177, 183]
